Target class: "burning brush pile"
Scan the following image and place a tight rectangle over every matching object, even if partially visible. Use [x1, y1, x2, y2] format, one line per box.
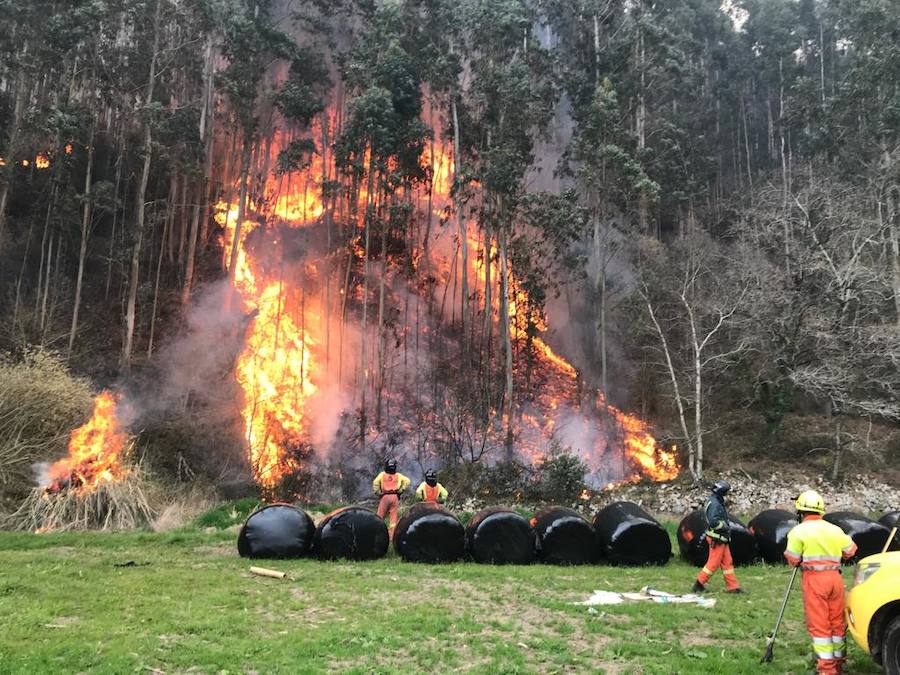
[6, 391, 153, 531]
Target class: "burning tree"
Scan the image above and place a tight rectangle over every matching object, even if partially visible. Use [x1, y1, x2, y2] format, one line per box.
[205, 0, 682, 499]
[7, 391, 153, 531]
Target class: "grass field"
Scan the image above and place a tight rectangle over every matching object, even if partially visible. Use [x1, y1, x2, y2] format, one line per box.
[0, 520, 881, 674]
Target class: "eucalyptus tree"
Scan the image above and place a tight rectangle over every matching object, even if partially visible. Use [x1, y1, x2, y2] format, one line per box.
[334, 1, 429, 440]
[458, 0, 558, 458]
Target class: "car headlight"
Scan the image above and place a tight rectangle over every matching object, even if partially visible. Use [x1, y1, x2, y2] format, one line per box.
[854, 562, 880, 586]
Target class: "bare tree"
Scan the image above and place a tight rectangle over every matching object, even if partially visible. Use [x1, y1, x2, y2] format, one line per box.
[638, 234, 752, 480]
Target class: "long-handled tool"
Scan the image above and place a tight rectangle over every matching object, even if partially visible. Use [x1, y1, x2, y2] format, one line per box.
[761, 566, 800, 663]
[883, 526, 898, 554]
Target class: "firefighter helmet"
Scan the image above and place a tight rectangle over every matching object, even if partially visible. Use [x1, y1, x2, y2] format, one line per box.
[795, 489, 826, 515]
[711, 480, 731, 497]
[425, 469, 437, 486]
[384, 458, 398, 474]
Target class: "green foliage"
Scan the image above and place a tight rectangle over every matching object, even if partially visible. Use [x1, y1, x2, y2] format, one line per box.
[532, 445, 589, 504]
[276, 138, 318, 175]
[274, 50, 331, 127]
[441, 450, 588, 505]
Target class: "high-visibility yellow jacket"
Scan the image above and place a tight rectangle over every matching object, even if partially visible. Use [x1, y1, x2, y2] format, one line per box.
[784, 515, 857, 571]
[372, 471, 410, 496]
[415, 482, 448, 504]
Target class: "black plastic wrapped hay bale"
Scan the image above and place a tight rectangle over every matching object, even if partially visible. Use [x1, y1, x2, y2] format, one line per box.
[393, 503, 465, 563]
[677, 510, 757, 567]
[748, 509, 796, 564]
[592, 501, 671, 566]
[466, 507, 538, 565]
[237, 503, 315, 559]
[313, 506, 390, 561]
[531, 507, 600, 565]
[824, 512, 891, 561]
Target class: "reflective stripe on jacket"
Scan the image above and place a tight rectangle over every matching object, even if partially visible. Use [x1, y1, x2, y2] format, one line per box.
[373, 471, 410, 496]
[416, 482, 448, 503]
[784, 515, 857, 571]
[704, 495, 730, 541]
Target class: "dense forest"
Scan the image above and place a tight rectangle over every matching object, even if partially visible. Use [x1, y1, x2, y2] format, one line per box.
[1, 0, 898, 504]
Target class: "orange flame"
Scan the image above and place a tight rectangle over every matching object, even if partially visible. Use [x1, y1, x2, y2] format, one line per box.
[217, 126, 329, 493]
[217, 110, 677, 493]
[46, 391, 129, 494]
[35, 153, 50, 169]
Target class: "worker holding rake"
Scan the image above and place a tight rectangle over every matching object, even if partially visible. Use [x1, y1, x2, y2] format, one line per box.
[784, 490, 857, 675]
[373, 459, 410, 541]
[692, 480, 744, 594]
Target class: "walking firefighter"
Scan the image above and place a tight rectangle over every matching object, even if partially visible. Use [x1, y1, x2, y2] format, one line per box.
[373, 459, 410, 540]
[692, 480, 744, 594]
[784, 490, 857, 675]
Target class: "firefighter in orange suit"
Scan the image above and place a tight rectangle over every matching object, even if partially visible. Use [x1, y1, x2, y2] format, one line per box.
[415, 469, 448, 504]
[373, 459, 410, 540]
[692, 480, 744, 593]
[784, 490, 857, 675]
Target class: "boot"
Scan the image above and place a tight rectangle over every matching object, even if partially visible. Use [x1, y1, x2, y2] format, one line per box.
[692, 580, 706, 593]
[725, 587, 745, 594]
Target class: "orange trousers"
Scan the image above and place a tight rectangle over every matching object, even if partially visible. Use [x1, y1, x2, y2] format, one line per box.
[802, 571, 846, 675]
[376, 494, 400, 538]
[696, 537, 741, 590]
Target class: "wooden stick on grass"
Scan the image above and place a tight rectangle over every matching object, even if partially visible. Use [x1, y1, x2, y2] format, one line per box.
[250, 566, 286, 579]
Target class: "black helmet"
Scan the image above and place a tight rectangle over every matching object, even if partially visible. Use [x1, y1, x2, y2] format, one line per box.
[425, 469, 437, 486]
[385, 458, 397, 474]
[712, 480, 731, 497]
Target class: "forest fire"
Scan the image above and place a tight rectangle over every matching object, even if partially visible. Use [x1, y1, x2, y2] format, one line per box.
[46, 391, 129, 494]
[218, 114, 678, 496]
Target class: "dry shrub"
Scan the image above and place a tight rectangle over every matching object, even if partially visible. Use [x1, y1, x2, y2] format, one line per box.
[148, 484, 216, 532]
[0, 349, 93, 505]
[4, 464, 154, 532]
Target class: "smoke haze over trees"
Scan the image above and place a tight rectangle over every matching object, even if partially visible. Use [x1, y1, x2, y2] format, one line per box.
[0, 0, 898, 499]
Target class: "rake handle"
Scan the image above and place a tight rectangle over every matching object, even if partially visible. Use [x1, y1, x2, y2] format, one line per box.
[883, 527, 897, 554]
[761, 566, 799, 664]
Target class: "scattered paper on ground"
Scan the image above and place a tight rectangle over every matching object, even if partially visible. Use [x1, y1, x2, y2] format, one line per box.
[575, 585, 716, 608]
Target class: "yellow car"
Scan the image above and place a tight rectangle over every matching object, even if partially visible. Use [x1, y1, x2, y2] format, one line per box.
[847, 550, 900, 673]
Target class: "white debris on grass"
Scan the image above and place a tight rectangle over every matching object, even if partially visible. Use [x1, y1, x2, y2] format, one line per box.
[575, 586, 716, 608]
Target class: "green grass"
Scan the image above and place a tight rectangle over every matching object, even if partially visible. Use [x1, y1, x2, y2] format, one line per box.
[0, 526, 881, 674]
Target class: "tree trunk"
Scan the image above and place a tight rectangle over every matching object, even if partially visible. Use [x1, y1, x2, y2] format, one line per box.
[359, 148, 376, 448]
[147, 196, 170, 359]
[499, 226, 514, 461]
[452, 95, 468, 348]
[34, 185, 57, 327]
[884, 186, 900, 325]
[177, 171, 188, 271]
[40, 234, 54, 338]
[644, 292, 696, 479]
[68, 119, 96, 357]
[122, 0, 162, 370]
[183, 49, 214, 309]
[166, 171, 178, 264]
[636, 11, 648, 235]
[226, 138, 253, 301]
[0, 44, 29, 251]
[106, 131, 124, 300]
[779, 59, 791, 273]
[375, 202, 388, 429]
